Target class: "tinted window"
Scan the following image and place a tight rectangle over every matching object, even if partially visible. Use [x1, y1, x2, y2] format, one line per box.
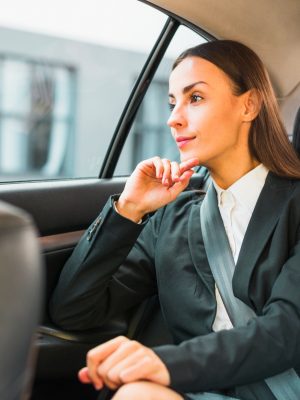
[0, 0, 167, 181]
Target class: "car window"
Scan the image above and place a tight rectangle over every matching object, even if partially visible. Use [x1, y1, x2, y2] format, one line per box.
[0, 0, 167, 182]
[115, 25, 206, 176]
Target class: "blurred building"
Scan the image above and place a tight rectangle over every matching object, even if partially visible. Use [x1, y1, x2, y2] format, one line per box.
[0, 26, 174, 180]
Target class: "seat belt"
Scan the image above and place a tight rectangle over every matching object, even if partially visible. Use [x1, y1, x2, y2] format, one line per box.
[186, 392, 238, 399]
[200, 184, 300, 400]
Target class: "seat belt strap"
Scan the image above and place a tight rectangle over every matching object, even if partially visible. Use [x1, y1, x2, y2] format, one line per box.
[186, 392, 238, 399]
[200, 184, 300, 400]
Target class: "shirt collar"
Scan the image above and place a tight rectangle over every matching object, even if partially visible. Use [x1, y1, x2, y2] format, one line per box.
[213, 164, 269, 212]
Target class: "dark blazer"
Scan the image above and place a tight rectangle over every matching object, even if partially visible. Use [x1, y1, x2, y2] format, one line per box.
[50, 172, 300, 397]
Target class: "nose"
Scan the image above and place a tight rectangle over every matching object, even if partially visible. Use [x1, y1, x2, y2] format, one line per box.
[167, 104, 187, 129]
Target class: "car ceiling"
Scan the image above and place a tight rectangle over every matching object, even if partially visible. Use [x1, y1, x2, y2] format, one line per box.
[143, 0, 300, 101]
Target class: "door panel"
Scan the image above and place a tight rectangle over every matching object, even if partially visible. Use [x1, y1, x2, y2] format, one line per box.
[0, 178, 127, 321]
[0, 178, 125, 235]
[0, 178, 127, 400]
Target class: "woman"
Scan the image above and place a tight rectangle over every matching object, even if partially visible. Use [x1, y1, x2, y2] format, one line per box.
[50, 40, 300, 400]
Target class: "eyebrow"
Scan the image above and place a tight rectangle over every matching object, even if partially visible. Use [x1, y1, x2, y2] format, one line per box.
[169, 80, 208, 98]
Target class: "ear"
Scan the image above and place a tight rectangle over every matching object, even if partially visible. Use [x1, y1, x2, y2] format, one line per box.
[241, 89, 262, 122]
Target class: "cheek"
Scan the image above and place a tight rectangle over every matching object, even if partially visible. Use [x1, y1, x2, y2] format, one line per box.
[191, 101, 221, 123]
[198, 101, 240, 136]
[193, 112, 240, 156]
[190, 107, 220, 137]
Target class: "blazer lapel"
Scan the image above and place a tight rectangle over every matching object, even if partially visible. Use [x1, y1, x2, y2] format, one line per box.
[233, 172, 294, 306]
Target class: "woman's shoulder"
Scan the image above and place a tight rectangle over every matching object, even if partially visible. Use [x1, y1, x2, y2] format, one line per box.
[291, 178, 300, 190]
[267, 172, 300, 202]
[268, 172, 300, 187]
[290, 177, 300, 200]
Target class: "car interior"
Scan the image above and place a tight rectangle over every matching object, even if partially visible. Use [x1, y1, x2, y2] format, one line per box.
[0, 202, 42, 400]
[0, 0, 299, 399]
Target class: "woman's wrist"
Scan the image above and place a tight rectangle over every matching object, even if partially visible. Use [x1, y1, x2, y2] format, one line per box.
[114, 198, 145, 224]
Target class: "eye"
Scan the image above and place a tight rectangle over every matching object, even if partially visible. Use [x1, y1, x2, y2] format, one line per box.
[190, 94, 203, 103]
[168, 103, 175, 112]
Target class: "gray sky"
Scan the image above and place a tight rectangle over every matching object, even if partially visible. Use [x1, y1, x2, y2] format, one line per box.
[0, 0, 166, 51]
[0, 0, 203, 56]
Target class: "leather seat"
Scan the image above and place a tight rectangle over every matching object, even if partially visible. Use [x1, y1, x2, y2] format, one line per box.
[0, 201, 43, 400]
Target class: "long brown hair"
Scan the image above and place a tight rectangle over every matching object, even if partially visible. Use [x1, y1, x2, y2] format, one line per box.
[173, 40, 300, 179]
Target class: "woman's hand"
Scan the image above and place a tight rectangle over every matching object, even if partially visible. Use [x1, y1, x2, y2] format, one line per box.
[78, 336, 170, 390]
[117, 157, 199, 222]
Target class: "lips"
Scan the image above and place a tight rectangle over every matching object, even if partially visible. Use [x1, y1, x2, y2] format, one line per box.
[175, 136, 196, 148]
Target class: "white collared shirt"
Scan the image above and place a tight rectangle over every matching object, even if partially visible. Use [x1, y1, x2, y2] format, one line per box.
[211, 164, 269, 331]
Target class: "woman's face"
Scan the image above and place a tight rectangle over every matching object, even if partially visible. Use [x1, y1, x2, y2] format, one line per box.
[168, 56, 248, 168]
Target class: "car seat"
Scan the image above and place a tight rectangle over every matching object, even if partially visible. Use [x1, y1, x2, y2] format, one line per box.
[0, 201, 43, 400]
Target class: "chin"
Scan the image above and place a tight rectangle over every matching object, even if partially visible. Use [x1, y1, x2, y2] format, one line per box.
[179, 151, 200, 164]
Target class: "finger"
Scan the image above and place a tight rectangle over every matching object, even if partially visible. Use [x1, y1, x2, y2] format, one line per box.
[118, 349, 170, 386]
[97, 340, 140, 388]
[152, 157, 164, 179]
[78, 367, 93, 384]
[88, 336, 128, 364]
[179, 157, 199, 173]
[170, 161, 181, 182]
[167, 170, 194, 197]
[120, 355, 153, 382]
[86, 336, 127, 390]
[161, 159, 171, 186]
[105, 345, 147, 383]
[119, 354, 167, 384]
[78, 367, 105, 390]
[179, 169, 195, 182]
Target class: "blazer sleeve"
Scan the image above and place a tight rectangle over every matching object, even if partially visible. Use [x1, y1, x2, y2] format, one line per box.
[49, 195, 161, 331]
[153, 227, 300, 393]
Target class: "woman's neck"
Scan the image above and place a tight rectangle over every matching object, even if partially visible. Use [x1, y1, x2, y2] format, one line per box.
[209, 158, 260, 189]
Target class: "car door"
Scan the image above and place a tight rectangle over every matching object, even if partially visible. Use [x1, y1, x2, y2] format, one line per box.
[0, 1, 210, 399]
